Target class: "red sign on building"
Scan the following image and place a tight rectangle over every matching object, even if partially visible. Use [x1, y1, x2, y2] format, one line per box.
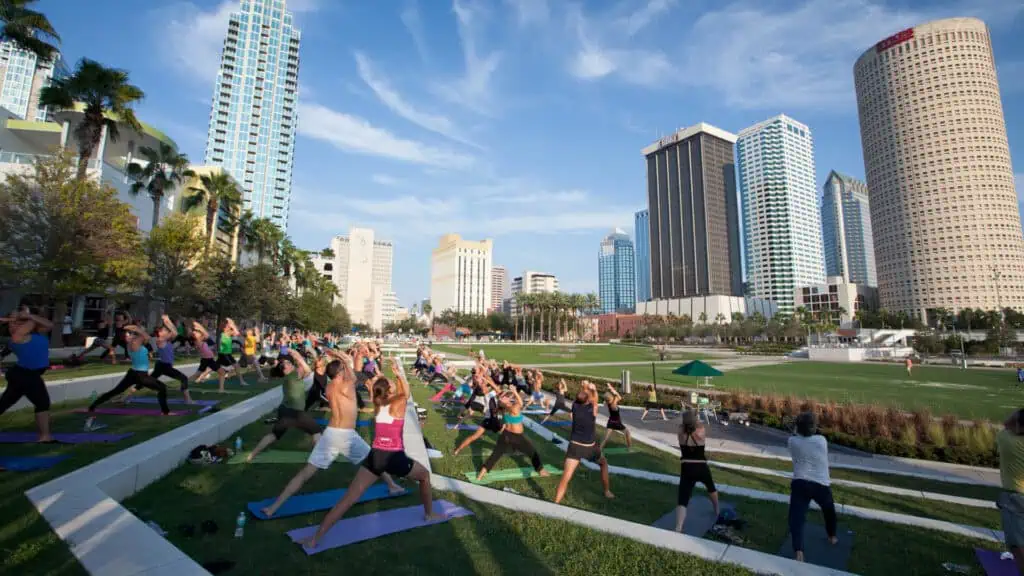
[875, 28, 914, 52]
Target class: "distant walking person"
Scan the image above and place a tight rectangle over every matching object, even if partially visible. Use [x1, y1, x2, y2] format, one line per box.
[905, 356, 913, 376]
[787, 412, 838, 562]
[997, 408, 1024, 574]
[61, 313, 73, 347]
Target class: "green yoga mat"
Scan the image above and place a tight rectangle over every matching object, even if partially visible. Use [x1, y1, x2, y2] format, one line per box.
[602, 447, 632, 455]
[228, 450, 311, 464]
[464, 464, 562, 485]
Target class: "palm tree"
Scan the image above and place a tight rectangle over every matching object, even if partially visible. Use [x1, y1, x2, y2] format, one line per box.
[39, 59, 144, 179]
[279, 238, 298, 276]
[517, 293, 533, 341]
[585, 292, 599, 316]
[185, 172, 243, 253]
[0, 0, 59, 62]
[321, 247, 335, 259]
[249, 217, 282, 264]
[126, 142, 193, 229]
[232, 209, 256, 263]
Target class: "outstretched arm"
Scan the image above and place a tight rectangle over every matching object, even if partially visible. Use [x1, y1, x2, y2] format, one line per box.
[390, 357, 410, 401]
[162, 315, 177, 338]
[288, 348, 311, 379]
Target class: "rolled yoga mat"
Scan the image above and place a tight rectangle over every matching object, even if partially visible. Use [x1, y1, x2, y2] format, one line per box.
[286, 500, 473, 555]
[464, 464, 562, 485]
[248, 483, 410, 519]
[0, 454, 70, 471]
[777, 524, 855, 571]
[0, 431, 134, 444]
[72, 407, 190, 416]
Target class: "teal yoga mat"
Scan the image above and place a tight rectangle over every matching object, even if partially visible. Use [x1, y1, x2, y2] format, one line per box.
[464, 464, 562, 484]
[248, 483, 410, 519]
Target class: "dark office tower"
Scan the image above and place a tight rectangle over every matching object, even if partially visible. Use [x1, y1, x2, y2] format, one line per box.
[642, 123, 742, 299]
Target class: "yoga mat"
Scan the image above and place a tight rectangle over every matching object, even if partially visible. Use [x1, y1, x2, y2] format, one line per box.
[778, 524, 855, 571]
[248, 483, 411, 520]
[315, 418, 370, 428]
[188, 388, 251, 395]
[287, 500, 472, 555]
[543, 420, 572, 427]
[228, 450, 312, 464]
[72, 407, 190, 416]
[0, 431, 133, 444]
[976, 548, 1018, 576]
[464, 464, 562, 485]
[427, 448, 443, 459]
[522, 409, 548, 415]
[602, 447, 632, 455]
[128, 398, 219, 407]
[652, 497, 735, 538]
[446, 423, 478, 431]
[430, 384, 454, 403]
[0, 454, 69, 471]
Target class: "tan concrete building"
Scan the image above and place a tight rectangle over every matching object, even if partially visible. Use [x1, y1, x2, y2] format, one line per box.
[854, 17, 1024, 321]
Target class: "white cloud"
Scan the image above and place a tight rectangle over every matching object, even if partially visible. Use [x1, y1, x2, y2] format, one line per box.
[371, 174, 404, 186]
[347, 195, 459, 217]
[354, 52, 480, 148]
[505, 0, 549, 26]
[566, 4, 672, 87]
[297, 102, 475, 169]
[482, 189, 589, 204]
[432, 0, 502, 115]
[616, 0, 677, 36]
[400, 1, 431, 63]
[160, 1, 236, 83]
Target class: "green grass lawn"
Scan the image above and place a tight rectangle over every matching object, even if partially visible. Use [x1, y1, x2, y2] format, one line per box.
[430, 343, 702, 365]
[552, 361, 1022, 421]
[531, 419, 1000, 530]
[0, 353, 202, 383]
[122, 396, 753, 576]
[0, 372, 278, 576]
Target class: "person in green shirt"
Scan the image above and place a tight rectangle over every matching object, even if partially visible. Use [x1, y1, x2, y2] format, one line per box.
[214, 318, 249, 390]
[247, 349, 323, 463]
[998, 408, 1024, 573]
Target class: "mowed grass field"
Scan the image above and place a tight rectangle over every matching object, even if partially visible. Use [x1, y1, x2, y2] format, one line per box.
[431, 343, 702, 365]
[552, 360, 1023, 421]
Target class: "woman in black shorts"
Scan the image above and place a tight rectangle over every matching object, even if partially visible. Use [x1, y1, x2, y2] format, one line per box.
[453, 376, 501, 455]
[554, 380, 614, 503]
[474, 389, 548, 482]
[540, 379, 571, 424]
[674, 409, 719, 532]
[600, 383, 632, 450]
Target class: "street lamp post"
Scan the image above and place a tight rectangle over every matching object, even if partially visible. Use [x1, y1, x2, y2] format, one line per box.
[992, 266, 1003, 320]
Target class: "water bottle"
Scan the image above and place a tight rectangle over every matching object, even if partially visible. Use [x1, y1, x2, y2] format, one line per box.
[234, 436, 242, 453]
[234, 512, 246, 538]
[89, 390, 97, 404]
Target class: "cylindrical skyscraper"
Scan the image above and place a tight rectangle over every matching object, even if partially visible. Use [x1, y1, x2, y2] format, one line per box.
[854, 17, 1024, 321]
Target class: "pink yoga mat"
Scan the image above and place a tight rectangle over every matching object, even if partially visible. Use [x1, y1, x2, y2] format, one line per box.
[0, 431, 133, 444]
[73, 407, 190, 416]
[287, 500, 472, 555]
[430, 384, 453, 403]
[976, 548, 1017, 576]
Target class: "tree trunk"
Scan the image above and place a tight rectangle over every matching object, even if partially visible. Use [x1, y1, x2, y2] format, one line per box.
[76, 122, 103, 180]
[206, 200, 218, 253]
[150, 189, 163, 231]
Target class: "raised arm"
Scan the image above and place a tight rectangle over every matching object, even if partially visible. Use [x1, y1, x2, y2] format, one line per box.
[390, 357, 410, 401]
[162, 315, 177, 338]
[288, 348, 311, 379]
[192, 321, 209, 339]
[125, 324, 149, 344]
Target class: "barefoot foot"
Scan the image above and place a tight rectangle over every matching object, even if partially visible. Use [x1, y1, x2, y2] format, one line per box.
[260, 506, 276, 518]
[604, 491, 615, 499]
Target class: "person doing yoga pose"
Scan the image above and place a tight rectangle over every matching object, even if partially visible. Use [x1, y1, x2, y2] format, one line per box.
[600, 383, 632, 450]
[525, 370, 548, 410]
[247, 349, 322, 462]
[540, 379, 571, 424]
[0, 307, 54, 442]
[242, 327, 267, 382]
[674, 409, 719, 532]
[554, 380, 614, 503]
[123, 315, 191, 404]
[188, 322, 221, 385]
[475, 389, 548, 481]
[300, 360, 442, 550]
[452, 374, 502, 456]
[260, 351, 402, 519]
[86, 323, 171, 428]
[787, 411, 838, 562]
[215, 318, 248, 388]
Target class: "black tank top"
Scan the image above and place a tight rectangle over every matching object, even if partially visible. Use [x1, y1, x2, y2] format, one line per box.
[680, 432, 706, 461]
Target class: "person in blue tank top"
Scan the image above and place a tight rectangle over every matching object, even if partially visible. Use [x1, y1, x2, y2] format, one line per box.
[0, 306, 55, 442]
[86, 322, 171, 427]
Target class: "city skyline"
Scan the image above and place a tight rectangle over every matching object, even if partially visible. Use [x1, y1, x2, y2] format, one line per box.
[38, 1, 1024, 307]
[598, 228, 636, 314]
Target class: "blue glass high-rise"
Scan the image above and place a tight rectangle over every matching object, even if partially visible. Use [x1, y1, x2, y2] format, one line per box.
[634, 209, 650, 302]
[204, 0, 300, 232]
[599, 230, 636, 314]
[821, 170, 877, 287]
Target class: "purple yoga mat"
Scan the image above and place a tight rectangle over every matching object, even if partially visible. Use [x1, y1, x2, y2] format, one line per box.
[72, 407, 190, 416]
[445, 423, 478, 431]
[0, 431, 134, 444]
[128, 398, 219, 414]
[976, 548, 1017, 576]
[287, 500, 472, 555]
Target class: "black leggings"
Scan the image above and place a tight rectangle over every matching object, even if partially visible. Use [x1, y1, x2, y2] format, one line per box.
[0, 366, 51, 414]
[272, 405, 323, 439]
[788, 479, 837, 553]
[304, 379, 327, 411]
[678, 461, 717, 506]
[549, 396, 570, 416]
[484, 430, 543, 472]
[91, 369, 169, 414]
[151, 361, 189, 391]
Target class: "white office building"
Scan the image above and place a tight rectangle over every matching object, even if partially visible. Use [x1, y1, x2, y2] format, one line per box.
[490, 265, 509, 312]
[0, 41, 66, 121]
[510, 270, 559, 316]
[737, 114, 825, 314]
[430, 234, 493, 316]
[311, 227, 393, 330]
[204, 0, 301, 231]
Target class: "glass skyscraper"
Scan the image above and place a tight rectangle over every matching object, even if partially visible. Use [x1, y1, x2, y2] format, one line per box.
[634, 209, 651, 302]
[821, 170, 876, 287]
[0, 41, 66, 121]
[737, 114, 825, 314]
[205, 0, 300, 231]
[599, 229, 636, 314]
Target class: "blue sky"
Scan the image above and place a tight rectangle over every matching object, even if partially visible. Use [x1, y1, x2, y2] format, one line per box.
[39, 0, 1024, 308]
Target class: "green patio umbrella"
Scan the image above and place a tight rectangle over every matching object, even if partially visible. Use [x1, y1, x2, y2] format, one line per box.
[672, 360, 723, 388]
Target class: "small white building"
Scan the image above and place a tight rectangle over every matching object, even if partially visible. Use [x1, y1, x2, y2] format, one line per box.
[794, 276, 878, 326]
[430, 233, 493, 316]
[636, 295, 777, 322]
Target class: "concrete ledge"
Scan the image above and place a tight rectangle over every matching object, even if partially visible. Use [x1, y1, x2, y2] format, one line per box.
[5, 362, 200, 412]
[25, 384, 285, 576]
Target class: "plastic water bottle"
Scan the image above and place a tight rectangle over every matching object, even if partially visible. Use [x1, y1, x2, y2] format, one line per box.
[234, 436, 243, 453]
[234, 512, 246, 538]
[89, 390, 97, 404]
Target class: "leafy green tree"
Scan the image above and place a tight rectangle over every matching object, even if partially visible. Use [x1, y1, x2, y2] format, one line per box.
[330, 304, 351, 335]
[185, 172, 243, 254]
[39, 59, 144, 179]
[189, 253, 241, 320]
[0, 0, 59, 62]
[145, 212, 205, 316]
[0, 152, 146, 344]
[127, 142, 193, 231]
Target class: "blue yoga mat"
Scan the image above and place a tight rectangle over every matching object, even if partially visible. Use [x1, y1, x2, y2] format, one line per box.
[247, 482, 410, 520]
[315, 418, 371, 427]
[544, 420, 572, 427]
[445, 423, 478, 431]
[0, 454, 69, 472]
